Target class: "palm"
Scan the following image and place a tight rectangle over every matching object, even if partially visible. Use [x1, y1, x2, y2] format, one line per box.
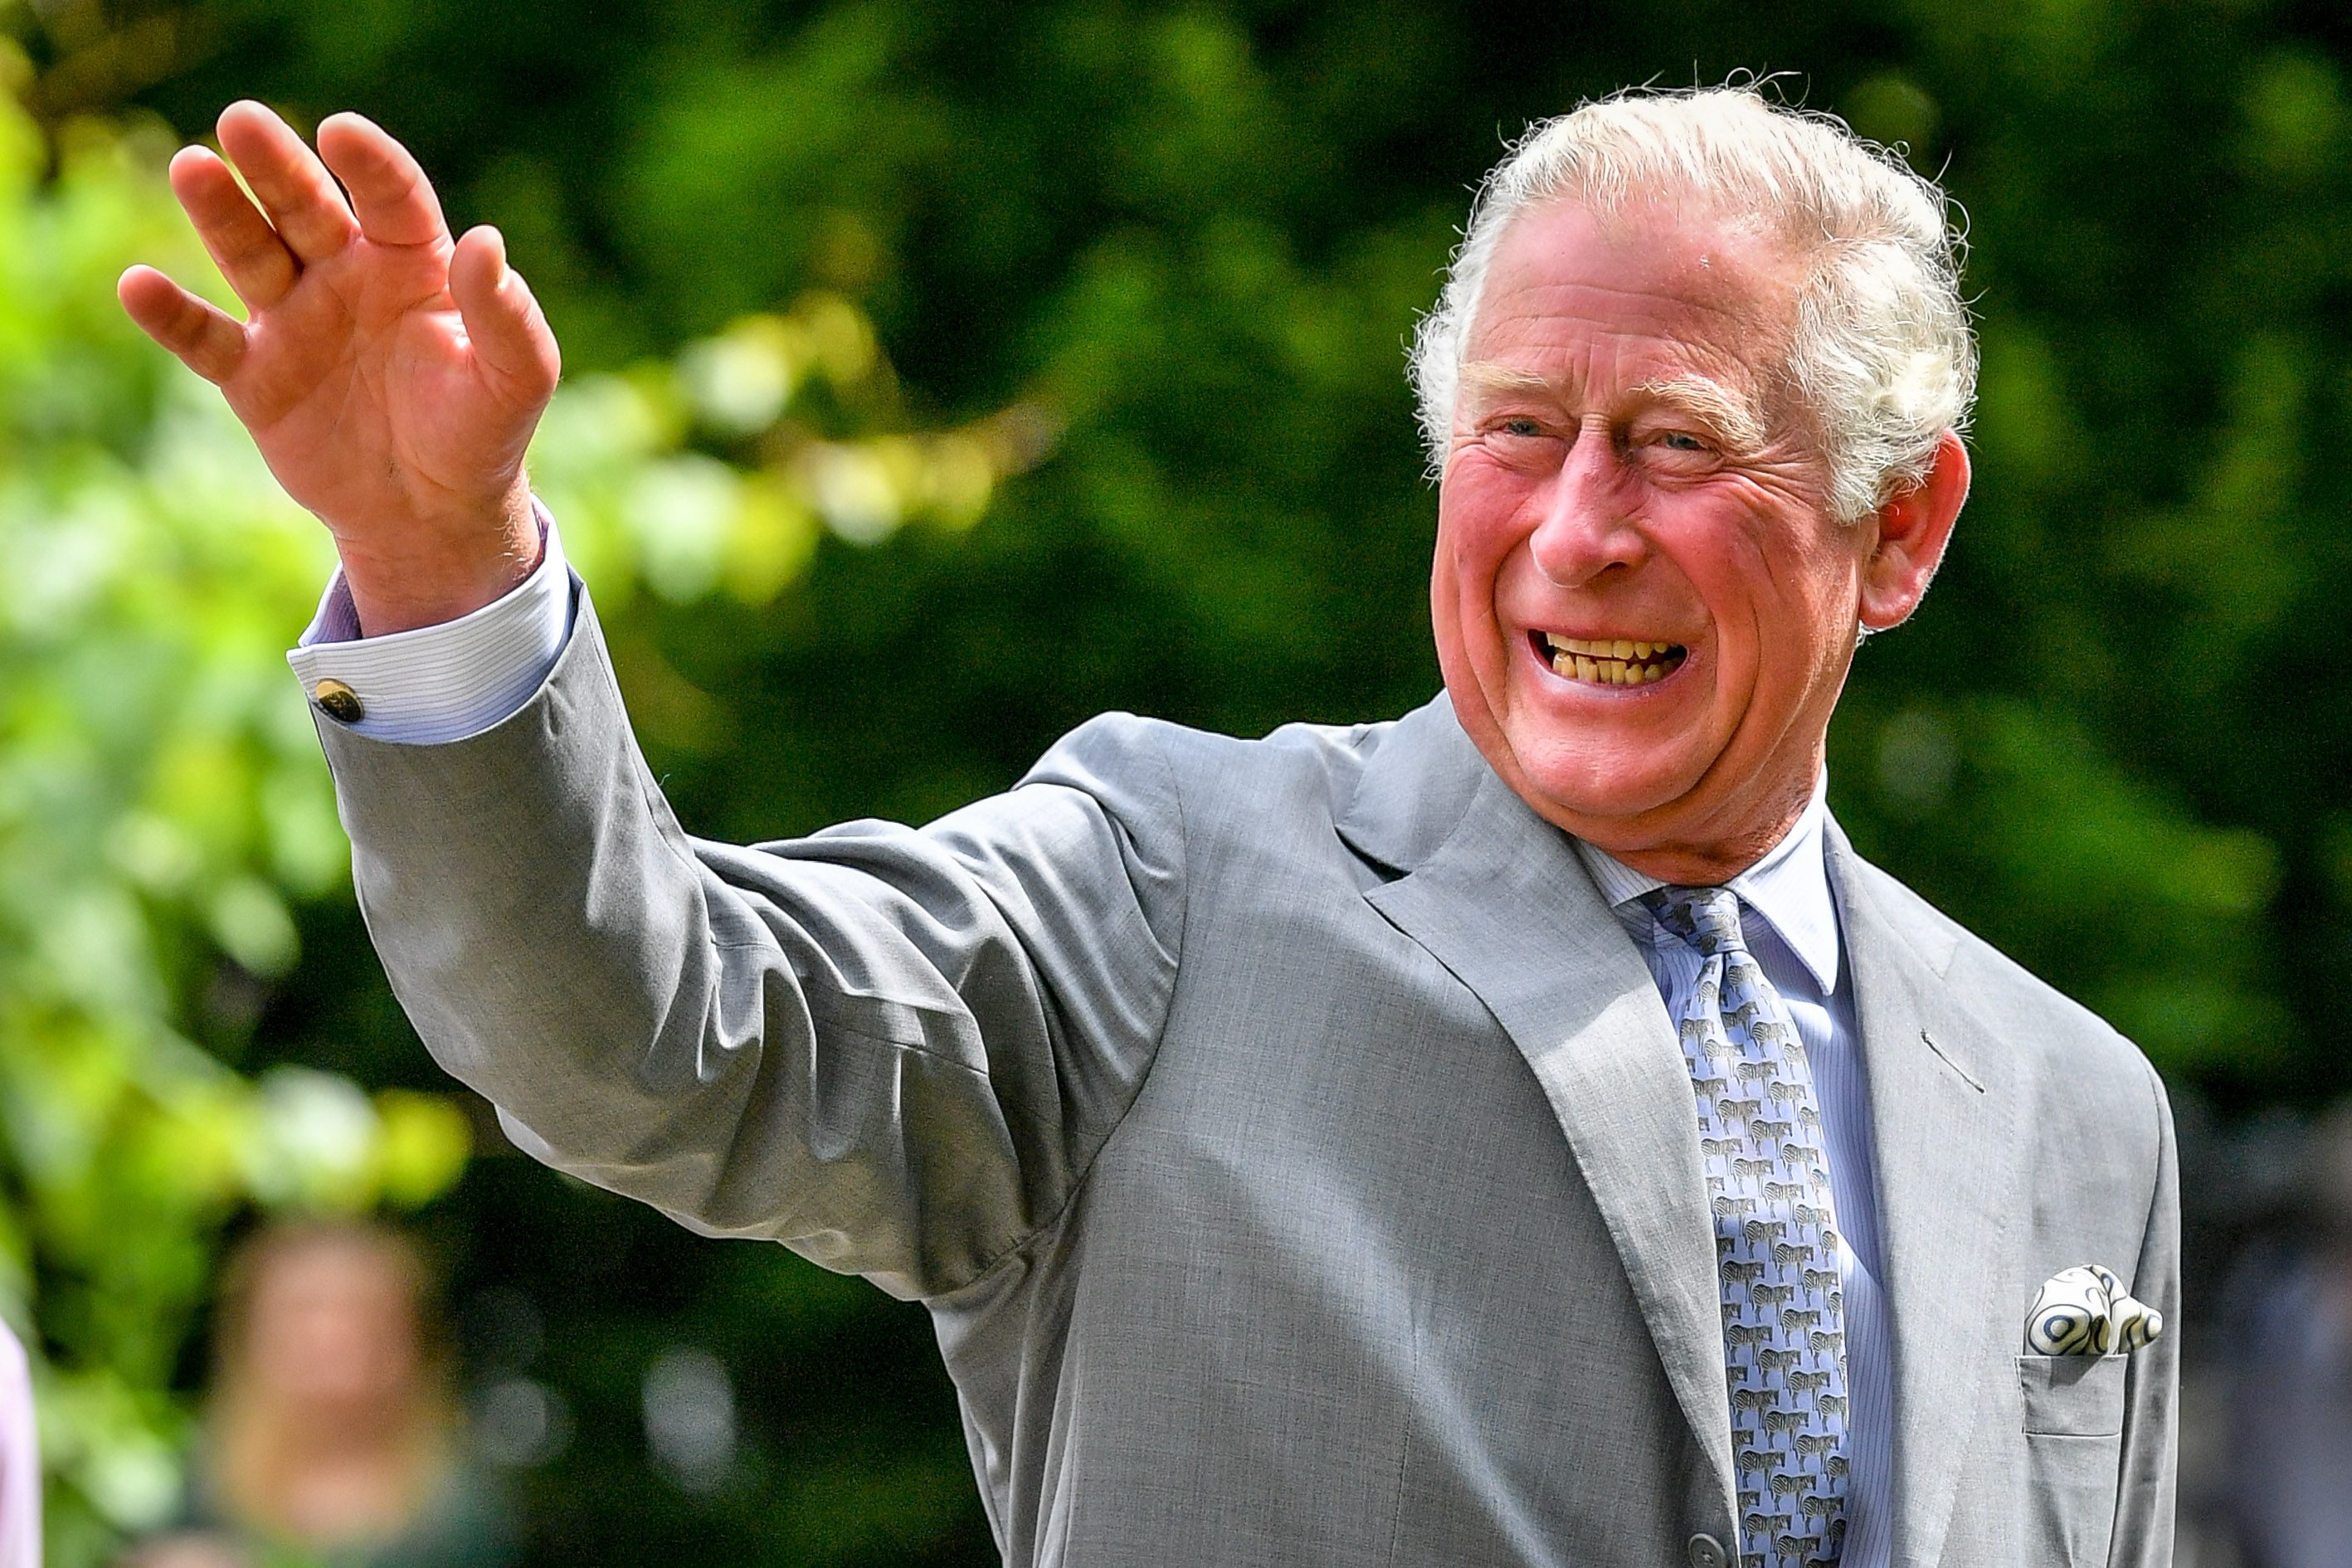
[231, 242, 522, 532]
[120, 102, 560, 631]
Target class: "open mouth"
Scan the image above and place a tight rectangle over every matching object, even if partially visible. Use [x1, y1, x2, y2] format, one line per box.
[1531, 631, 1689, 687]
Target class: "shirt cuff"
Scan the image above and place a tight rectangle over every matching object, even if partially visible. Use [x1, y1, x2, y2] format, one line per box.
[286, 503, 575, 745]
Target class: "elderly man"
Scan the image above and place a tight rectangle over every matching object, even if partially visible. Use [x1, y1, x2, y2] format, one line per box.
[123, 86, 2175, 1568]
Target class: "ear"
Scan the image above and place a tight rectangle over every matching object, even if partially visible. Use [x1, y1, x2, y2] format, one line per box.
[1858, 428, 1970, 632]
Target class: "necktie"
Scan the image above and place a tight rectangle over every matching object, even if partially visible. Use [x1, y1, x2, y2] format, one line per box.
[1644, 886, 1848, 1568]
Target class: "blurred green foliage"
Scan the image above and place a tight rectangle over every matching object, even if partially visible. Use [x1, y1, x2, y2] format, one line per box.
[0, 57, 1037, 1566]
[1, 0, 2347, 1564]
[0, 97, 471, 1563]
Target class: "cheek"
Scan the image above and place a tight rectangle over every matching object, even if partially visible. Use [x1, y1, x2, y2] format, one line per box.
[1427, 532, 1487, 700]
[1679, 533, 1858, 710]
[1436, 461, 1534, 578]
[1759, 538, 1866, 657]
[1429, 505, 1518, 740]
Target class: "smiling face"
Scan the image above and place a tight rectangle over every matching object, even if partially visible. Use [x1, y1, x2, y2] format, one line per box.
[1432, 197, 1961, 882]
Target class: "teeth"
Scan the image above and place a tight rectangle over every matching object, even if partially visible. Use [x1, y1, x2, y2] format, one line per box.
[1542, 639, 1693, 686]
[1541, 632, 1687, 689]
[1544, 634, 1682, 660]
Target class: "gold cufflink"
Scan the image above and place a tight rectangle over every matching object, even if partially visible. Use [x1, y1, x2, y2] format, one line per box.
[312, 679, 364, 723]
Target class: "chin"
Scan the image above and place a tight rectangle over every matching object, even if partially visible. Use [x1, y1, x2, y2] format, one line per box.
[1501, 741, 1696, 831]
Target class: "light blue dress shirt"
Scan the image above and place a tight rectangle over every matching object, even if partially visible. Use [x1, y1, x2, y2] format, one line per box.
[287, 522, 1893, 1562]
[1573, 800, 1893, 1568]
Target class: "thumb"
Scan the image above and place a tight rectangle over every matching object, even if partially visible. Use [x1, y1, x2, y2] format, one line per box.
[450, 225, 561, 410]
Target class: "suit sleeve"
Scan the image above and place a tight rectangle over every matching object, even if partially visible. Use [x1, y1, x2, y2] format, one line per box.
[314, 592, 1187, 1302]
[2108, 1057, 2179, 1568]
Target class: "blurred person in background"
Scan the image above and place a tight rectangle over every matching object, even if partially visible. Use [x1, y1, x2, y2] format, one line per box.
[0, 1320, 39, 1568]
[2227, 1101, 2352, 1568]
[120, 1220, 516, 1568]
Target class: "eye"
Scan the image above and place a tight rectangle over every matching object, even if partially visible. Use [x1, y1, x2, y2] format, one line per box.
[1639, 427, 1720, 471]
[1499, 416, 1546, 439]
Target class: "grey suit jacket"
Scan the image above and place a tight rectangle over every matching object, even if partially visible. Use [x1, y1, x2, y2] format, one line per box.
[319, 597, 2177, 1567]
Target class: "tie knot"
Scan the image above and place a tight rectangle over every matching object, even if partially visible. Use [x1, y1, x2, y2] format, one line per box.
[1643, 885, 1746, 957]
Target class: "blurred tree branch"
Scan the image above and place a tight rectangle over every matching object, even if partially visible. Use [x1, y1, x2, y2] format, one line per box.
[4, 0, 213, 127]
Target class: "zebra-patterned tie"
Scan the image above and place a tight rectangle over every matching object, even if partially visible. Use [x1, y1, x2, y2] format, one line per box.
[1644, 885, 1848, 1568]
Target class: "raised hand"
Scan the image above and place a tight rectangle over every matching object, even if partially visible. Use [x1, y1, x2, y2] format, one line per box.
[119, 102, 562, 634]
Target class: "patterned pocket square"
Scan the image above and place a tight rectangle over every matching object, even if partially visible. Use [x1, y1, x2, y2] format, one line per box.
[2023, 1263, 2162, 1355]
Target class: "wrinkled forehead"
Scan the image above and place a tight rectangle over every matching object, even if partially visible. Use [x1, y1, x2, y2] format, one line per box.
[1468, 194, 1808, 400]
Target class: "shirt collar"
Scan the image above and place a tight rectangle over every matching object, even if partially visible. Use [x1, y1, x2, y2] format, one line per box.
[1569, 772, 1843, 995]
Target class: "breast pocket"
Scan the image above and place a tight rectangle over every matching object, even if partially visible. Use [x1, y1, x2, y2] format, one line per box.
[2015, 1354, 2126, 1566]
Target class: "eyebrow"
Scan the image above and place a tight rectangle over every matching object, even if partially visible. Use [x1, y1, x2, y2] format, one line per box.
[1628, 374, 1767, 453]
[1457, 362, 1556, 400]
[1457, 362, 1767, 453]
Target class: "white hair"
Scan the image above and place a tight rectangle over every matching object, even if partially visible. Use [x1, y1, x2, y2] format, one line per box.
[1409, 85, 1976, 523]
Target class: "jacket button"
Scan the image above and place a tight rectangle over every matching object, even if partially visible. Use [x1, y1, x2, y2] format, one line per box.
[312, 679, 364, 723]
[1687, 1535, 1727, 1568]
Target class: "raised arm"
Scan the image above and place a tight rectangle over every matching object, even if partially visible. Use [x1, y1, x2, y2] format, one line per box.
[322, 601, 1188, 1299]
[121, 106, 1187, 1300]
[119, 103, 559, 634]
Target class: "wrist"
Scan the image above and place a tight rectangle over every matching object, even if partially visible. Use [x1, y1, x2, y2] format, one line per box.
[336, 486, 543, 635]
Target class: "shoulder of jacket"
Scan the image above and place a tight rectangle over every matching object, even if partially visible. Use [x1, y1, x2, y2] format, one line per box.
[1031, 709, 1395, 805]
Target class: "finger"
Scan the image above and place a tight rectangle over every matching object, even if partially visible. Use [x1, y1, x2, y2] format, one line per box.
[316, 111, 449, 249]
[168, 145, 298, 309]
[215, 100, 359, 264]
[449, 226, 562, 408]
[118, 266, 248, 384]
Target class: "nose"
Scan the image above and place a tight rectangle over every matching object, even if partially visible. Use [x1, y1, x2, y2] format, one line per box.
[1527, 421, 1647, 586]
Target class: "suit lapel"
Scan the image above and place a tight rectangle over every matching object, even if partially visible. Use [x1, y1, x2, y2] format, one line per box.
[1337, 704, 2021, 1556]
[1828, 827, 2023, 1568]
[1347, 723, 1736, 1527]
